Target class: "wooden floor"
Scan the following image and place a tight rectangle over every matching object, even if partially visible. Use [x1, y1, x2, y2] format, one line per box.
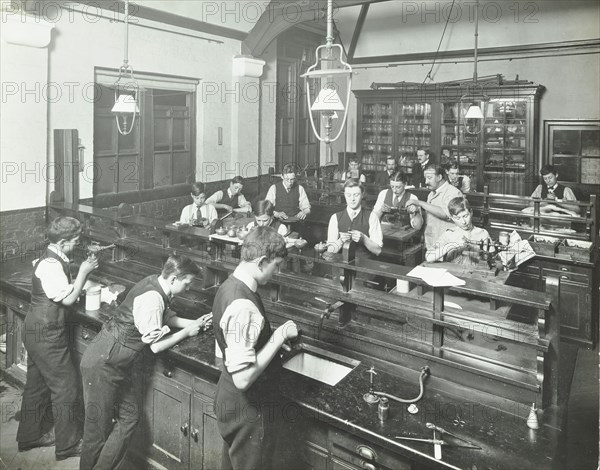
[0, 344, 598, 469]
[562, 344, 599, 470]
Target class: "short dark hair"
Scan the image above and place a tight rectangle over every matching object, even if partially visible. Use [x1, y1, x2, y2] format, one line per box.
[423, 164, 445, 177]
[540, 165, 557, 176]
[47, 217, 82, 243]
[417, 147, 430, 155]
[386, 155, 396, 163]
[241, 226, 287, 262]
[389, 171, 408, 183]
[230, 176, 244, 185]
[348, 157, 360, 165]
[255, 200, 274, 217]
[161, 255, 200, 279]
[191, 182, 206, 196]
[445, 162, 459, 171]
[282, 163, 298, 175]
[448, 197, 471, 216]
[343, 178, 365, 193]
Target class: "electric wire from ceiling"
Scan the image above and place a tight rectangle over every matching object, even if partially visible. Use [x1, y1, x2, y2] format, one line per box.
[421, 0, 457, 85]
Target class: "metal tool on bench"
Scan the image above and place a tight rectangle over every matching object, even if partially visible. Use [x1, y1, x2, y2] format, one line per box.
[395, 422, 481, 461]
[86, 243, 116, 260]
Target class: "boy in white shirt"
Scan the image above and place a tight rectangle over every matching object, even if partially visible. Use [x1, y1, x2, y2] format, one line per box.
[17, 217, 98, 460]
[426, 197, 491, 266]
[180, 181, 218, 227]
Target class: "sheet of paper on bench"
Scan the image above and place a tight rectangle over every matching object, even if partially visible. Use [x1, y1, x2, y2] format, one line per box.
[407, 266, 466, 287]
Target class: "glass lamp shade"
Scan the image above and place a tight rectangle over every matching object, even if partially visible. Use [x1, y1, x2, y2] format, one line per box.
[311, 88, 345, 113]
[465, 104, 484, 119]
[111, 94, 139, 114]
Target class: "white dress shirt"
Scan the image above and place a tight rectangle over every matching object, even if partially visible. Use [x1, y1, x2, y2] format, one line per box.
[327, 207, 383, 253]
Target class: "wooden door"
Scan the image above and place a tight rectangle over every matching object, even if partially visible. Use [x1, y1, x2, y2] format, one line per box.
[190, 393, 222, 469]
[147, 376, 191, 470]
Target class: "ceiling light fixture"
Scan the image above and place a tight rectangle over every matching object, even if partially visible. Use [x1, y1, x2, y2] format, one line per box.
[111, 0, 139, 136]
[302, 0, 353, 161]
[461, 0, 487, 135]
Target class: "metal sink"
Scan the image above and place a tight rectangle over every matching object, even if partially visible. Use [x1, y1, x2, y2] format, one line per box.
[282, 343, 360, 386]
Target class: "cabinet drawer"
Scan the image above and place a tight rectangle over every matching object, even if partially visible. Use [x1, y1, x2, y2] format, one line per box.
[541, 268, 589, 286]
[330, 428, 411, 470]
[0, 291, 29, 314]
[537, 261, 590, 277]
[193, 376, 216, 399]
[155, 358, 192, 388]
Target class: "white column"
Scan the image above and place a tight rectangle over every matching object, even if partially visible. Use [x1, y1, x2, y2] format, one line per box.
[231, 55, 265, 178]
[1, 14, 54, 211]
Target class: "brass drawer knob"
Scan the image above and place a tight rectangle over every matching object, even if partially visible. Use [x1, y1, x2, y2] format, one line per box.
[180, 423, 188, 435]
[163, 370, 173, 378]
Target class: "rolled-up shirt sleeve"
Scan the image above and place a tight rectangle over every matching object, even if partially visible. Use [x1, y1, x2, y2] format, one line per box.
[368, 212, 384, 247]
[133, 291, 171, 344]
[220, 299, 265, 374]
[205, 190, 223, 205]
[298, 185, 311, 213]
[265, 184, 276, 205]
[34, 258, 74, 303]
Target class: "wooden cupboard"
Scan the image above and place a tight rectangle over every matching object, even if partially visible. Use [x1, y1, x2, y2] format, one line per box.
[354, 81, 544, 195]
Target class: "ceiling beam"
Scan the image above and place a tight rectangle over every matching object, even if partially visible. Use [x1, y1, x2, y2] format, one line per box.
[347, 3, 369, 62]
[243, 0, 393, 57]
[75, 0, 247, 41]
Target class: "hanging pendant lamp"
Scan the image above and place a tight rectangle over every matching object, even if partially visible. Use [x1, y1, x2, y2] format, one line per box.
[111, 0, 139, 136]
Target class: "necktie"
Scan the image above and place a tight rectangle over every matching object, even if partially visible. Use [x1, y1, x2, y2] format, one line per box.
[392, 195, 398, 207]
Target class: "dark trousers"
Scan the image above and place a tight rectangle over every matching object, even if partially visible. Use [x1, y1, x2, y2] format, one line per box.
[17, 309, 82, 454]
[215, 375, 298, 470]
[80, 335, 142, 470]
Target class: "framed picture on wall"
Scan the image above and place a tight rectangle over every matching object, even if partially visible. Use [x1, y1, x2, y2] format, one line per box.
[544, 119, 600, 200]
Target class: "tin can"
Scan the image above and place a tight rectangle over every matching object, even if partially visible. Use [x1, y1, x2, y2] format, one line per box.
[378, 397, 389, 421]
[499, 231, 510, 246]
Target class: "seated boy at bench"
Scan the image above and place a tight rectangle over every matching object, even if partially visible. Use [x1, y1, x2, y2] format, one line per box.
[425, 197, 491, 266]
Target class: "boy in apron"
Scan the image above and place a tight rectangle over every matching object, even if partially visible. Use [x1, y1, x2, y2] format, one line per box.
[17, 217, 98, 460]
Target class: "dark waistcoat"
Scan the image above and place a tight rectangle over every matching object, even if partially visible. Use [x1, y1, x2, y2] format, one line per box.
[107, 275, 170, 353]
[274, 181, 300, 215]
[541, 183, 566, 199]
[220, 187, 241, 208]
[213, 275, 280, 397]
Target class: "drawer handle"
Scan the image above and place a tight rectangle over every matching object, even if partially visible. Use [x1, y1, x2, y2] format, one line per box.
[163, 370, 173, 378]
[357, 445, 376, 461]
[560, 275, 569, 281]
[81, 332, 90, 341]
[18, 303, 24, 309]
[191, 429, 199, 442]
[362, 462, 377, 470]
[560, 267, 568, 272]
[180, 423, 188, 435]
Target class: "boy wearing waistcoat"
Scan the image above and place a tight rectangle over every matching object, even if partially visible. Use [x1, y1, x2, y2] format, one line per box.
[80, 256, 212, 470]
[326, 179, 383, 258]
[206, 176, 252, 217]
[17, 217, 98, 460]
[373, 171, 423, 230]
[530, 164, 579, 214]
[265, 163, 311, 221]
[213, 226, 299, 470]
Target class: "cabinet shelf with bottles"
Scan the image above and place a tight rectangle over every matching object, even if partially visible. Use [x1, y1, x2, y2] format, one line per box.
[355, 83, 543, 195]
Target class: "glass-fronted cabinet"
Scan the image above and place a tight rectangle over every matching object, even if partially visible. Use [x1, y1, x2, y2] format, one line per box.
[441, 102, 479, 188]
[360, 103, 393, 172]
[355, 82, 543, 195]
[397, 103, 432, 172]
[544, 120, 600, 201]
[482, 99, 529, 195]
